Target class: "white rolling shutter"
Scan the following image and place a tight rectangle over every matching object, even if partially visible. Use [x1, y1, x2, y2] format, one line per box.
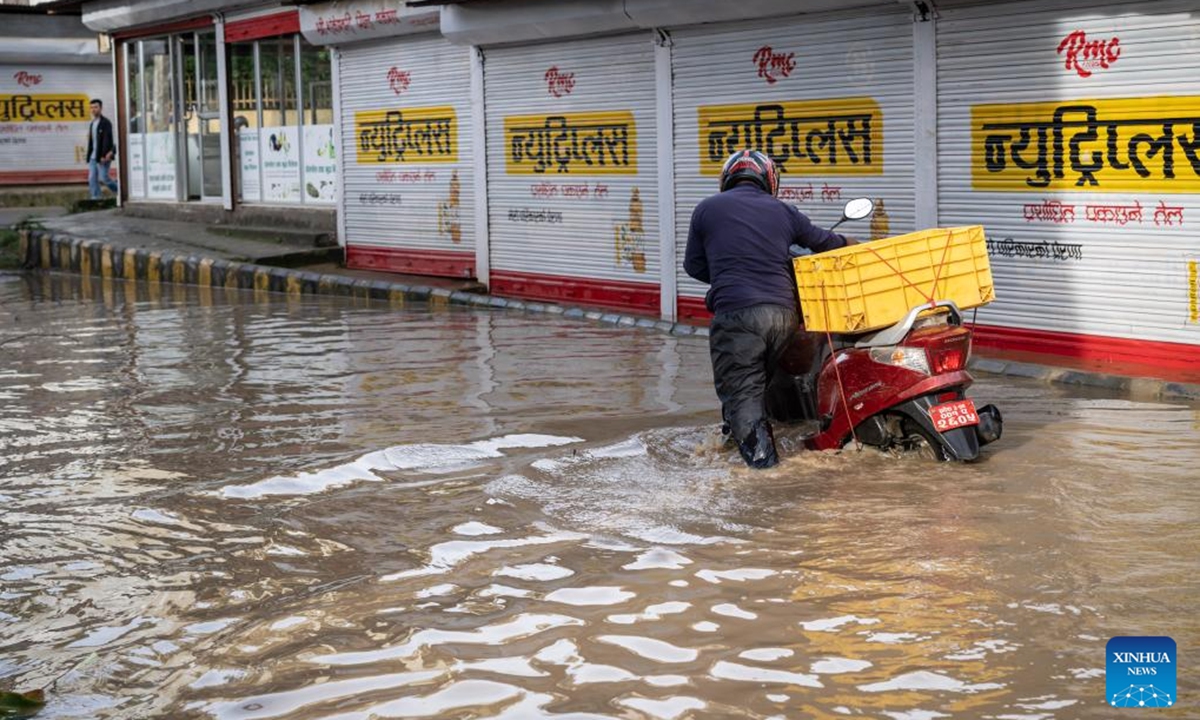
[671, 7, 916, 321]
[937, 0, 1200, 365]
[483, 33, 660, 314]
[338, 34, 474, 278]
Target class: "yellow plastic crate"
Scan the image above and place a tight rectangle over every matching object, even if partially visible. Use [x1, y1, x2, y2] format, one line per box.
[793, 225, 995, 333]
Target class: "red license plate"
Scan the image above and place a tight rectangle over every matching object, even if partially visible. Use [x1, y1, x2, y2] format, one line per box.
[929, 398, 979, 433]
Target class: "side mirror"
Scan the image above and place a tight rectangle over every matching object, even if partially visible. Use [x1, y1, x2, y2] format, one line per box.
[842, 197, 875, 221]
[830, 197, 875, 232]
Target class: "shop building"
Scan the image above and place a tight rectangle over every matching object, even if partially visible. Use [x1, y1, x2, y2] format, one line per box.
[81, 0, 1200, 376]
[0, 2, 113, 186]
[83, 0, 336, 214]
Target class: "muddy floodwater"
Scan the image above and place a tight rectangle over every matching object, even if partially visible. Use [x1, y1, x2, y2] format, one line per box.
[2, 273, 1198, 720]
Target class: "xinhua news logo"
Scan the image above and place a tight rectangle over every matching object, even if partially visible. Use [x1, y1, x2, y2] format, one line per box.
[1107, 636, 1176, 708]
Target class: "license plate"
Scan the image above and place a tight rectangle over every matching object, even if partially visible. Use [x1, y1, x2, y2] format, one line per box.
[929, 399, 979, 433]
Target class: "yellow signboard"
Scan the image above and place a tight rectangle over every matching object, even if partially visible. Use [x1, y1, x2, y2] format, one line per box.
[355, 106, 457, 164]
[504, 111, 637, 175]
[0, 94, 89, 123]
[972, 96, 1200, 192]
[697, 98, 883, 176]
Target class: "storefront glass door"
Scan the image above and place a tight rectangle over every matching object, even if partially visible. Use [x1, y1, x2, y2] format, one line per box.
[175, 31, 223, 201]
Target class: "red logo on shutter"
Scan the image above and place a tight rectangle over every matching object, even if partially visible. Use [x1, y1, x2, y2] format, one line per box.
[387, 67, 411, 95]
[753, 46, 796, 84]
[13, 71, 43, 87]
[1056, 30, 1121, 78]
[545, 66, 575, 97]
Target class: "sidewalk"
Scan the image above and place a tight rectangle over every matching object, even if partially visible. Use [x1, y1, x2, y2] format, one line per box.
[11, 210, 1200, 402]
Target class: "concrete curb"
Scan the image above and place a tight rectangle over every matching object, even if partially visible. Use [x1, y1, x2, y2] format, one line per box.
[19, 229, 1198, 403]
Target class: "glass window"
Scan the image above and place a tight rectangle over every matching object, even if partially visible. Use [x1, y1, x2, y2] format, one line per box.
[300, 42, 335, 203]
[141, 38, 177, 199]
[259, 37, 300, 203]
[125, 41, 146, 198]
[231, 41, 260, 202]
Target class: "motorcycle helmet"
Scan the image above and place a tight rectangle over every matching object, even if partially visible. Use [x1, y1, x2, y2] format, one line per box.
[719, 149, 779, 196]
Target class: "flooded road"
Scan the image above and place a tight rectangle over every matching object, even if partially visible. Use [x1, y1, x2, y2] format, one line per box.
[2, 272, 1198, 719]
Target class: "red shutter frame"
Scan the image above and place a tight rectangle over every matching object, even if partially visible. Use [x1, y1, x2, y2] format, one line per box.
[224, 10, 301, 43]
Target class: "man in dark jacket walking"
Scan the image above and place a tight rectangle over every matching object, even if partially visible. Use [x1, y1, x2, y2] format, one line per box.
[684, 149, 852, 469]
[86, 98, 118, 199]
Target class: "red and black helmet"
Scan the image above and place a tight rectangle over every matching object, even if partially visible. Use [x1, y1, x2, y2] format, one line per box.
[719, 149, 780, 196]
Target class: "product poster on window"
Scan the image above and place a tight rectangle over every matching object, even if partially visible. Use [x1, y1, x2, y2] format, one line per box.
[146, 131, 176, 199]
[261, 126, 300, 203]
[302, 123, 336, 202]
[127, 133, 145, 198]
[238, 129, 261, 201]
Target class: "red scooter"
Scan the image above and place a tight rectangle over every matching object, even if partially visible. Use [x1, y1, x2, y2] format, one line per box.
[768, 200, 1003, 461]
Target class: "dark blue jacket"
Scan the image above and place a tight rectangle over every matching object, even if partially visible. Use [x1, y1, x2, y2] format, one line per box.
[684, 183, 847, 314]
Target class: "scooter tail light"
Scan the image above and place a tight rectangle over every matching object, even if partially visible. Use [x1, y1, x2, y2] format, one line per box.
[929, 346, 968, 374]
[868, 345, 930, 375]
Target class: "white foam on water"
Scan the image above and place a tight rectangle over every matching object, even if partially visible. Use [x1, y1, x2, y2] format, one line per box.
[453, 657, 547, 678]
[588, 436, 648, 459]
[221, 434, 584, 499]
[738, 648, 794, 662]
[597, 635, 699, 664]
[712, 603, 757, 620]
[478, 584, 535, 599]
[692, 622, 719, 633]
[569, 663, 638, 685]
[185, 618, 237, 636]
[292, 678, 517, 720]
[415, 583, 459, 599]
[710, 661, 823, 688]
[265, 544, 306, 557]
[811, 657, 873, 674]
[622, 548, 693, 571]
[545, 586, 635, 607]
[645, 675, 690, 687]
[131, 508, 181, 525]
[628, 527, 736, 546]
[798, 615, 880, 632]
[453, 521, 504, 536]
[534, 639, 581, 665]
[67, 617, 153, 648]
[607, 601, 691, 625]
[313, 613, 584, 666]
[863, 632, 925, 644]
[269, 616, 307, 631]
[383, 531, 585, 581]
[493, 562, 575, 581]
[695, 568, 776, 584]
[858, 670, 1005, 694]
[188, 668, 245, 690]
[1016, 699, 1077, 710]
[880, 712, 952, 720]
[474, 434, 585, 453]
[0, 567, 48, 581]
[618, 696, 706, 720]
[767, 694, 789, 702]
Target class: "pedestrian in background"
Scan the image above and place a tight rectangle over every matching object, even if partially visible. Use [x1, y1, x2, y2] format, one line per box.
[87, 98, 118, 199]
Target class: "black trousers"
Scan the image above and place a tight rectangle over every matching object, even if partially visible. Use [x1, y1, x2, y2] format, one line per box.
[708, 304, 799, 443]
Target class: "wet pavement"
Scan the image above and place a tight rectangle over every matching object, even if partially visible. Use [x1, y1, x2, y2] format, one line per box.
[2, 272, 1198, 719]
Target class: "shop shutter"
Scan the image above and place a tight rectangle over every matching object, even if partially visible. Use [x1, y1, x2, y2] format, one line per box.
[338, 35, 474, 278]
[671, 7, 917, 322]
[937, 0, 1200, 369]
[483, 33, 660, 314]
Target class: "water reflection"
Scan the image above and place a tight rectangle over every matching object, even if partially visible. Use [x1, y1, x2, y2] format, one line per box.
[1, 273, 1197, 719]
